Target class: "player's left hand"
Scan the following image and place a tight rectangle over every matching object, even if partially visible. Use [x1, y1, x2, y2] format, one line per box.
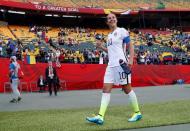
[128, 64, 132, 70]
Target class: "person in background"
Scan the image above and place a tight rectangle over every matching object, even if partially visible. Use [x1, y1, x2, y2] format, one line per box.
[9, 56, 24, 103]
[37, 75, 46, 92]
[55, 76, 60, 91]
[45, 61, 58, 96]
[55, 48, 61, 67]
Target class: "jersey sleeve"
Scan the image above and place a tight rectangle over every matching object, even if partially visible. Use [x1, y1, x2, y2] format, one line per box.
[121, 28, 130, 44]
[9, 63, 15, 71]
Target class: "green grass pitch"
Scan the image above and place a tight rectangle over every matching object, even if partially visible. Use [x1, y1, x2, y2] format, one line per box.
[0, 100, 190, 131]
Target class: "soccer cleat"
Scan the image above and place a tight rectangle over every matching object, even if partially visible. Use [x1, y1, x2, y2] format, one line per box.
[128, 112, 142, 122]
[17, 97, 22, 102]
[9, 98, 17, 103]
[86, 114, 104, 125]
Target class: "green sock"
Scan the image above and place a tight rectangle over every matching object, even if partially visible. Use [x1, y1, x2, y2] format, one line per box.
[99, 93, 111, 118]
[128, 90, 140, 113]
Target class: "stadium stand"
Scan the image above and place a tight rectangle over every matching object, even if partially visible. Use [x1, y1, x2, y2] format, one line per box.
[0, 26, 15, 40]
[45, 0, 77, 7]
[9, 25, 36, 42]
[1, 23, 189, 65]
[5, 0, 190, 10]
[1, 0, 190, 65]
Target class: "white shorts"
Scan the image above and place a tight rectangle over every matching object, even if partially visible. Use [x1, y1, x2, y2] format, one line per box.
[104, 66, 131, 85]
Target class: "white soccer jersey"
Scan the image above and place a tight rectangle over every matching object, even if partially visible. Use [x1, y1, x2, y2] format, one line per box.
[107, 27, 130, 67]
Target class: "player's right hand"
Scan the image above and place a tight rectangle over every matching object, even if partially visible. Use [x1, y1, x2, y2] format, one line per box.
[128, 64, 132, 70]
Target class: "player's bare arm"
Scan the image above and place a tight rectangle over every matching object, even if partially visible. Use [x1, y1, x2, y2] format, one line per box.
[129, 42, 134, 69]
[96, 39, 108, 53]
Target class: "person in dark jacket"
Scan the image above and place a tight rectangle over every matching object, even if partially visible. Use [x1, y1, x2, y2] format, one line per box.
[55, 76, 60, 91]
[45, 61, 57, 96]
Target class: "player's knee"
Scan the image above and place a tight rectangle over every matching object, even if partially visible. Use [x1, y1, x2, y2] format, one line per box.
[122, 84, 132, 94]
[102, 83, 113, 93]
[102, 87, 111, 93]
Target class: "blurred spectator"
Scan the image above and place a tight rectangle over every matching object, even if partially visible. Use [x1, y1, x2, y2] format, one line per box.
[138, 52, 146, 64]
[55, 76, 60, 91]
[99, 51, 104, 64]
[48, 38, 53, 47]
[55, 48, 61, 67]
[45, 61, 58, 96]
[37, 75, 47, 92]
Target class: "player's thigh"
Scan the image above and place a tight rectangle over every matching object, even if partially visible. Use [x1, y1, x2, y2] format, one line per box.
[103, 83, 113, 93]
[104, 66, 114, 84]
[103, 66, 114, 93]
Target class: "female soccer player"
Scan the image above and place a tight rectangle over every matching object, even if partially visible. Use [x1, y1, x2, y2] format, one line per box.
[86, 13, 142, 125]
